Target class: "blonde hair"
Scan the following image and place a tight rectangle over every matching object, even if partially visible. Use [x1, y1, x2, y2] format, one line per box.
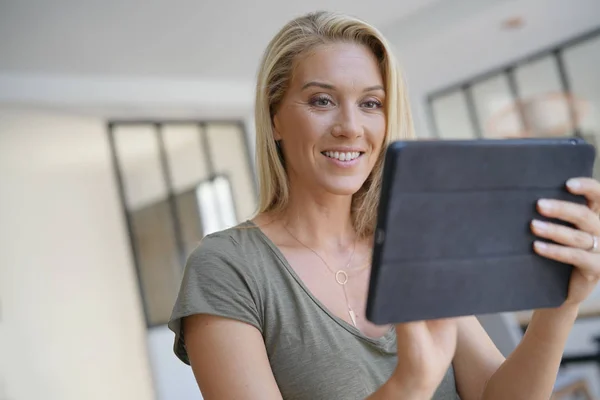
[254, 11, 414, 238]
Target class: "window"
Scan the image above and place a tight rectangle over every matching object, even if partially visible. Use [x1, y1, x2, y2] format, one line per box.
[196, 175, 237, 236]
[108, 121, 256, 326]
[471, 74, 522, 138]
[427, 27, 600, 160]
[430, 90, 476, 139]
[564, 36, 600, 178]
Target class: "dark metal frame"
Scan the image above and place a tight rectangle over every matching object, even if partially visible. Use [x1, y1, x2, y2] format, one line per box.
[427, 26, 600, 139]
[155, 124, 187, 268]
[464, 84, 483, 139]
[107, 119, 255, 327]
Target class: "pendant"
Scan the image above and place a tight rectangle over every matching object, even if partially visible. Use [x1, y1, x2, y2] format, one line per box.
[348, 308, 357, 327]
[335, 270, 348, 285]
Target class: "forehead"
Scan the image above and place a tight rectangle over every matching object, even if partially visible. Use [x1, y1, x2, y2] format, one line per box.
[291, 42, 383, 88]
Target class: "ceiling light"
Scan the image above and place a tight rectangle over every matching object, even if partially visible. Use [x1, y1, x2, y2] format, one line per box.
[502, 16, 525, 30]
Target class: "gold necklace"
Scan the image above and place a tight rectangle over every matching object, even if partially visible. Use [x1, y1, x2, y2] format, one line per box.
[283, 224, 361, 328]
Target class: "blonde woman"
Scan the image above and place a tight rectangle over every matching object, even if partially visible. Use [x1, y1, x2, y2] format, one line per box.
[169, 11, 600, 400]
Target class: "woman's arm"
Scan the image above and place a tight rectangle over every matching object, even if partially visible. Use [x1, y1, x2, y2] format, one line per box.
[481, 304, 579, 400]
[452, 317, 505, 400]
[184, 314, 455, 400]
[184, 314, 283, 399]
[453, 308, 579, 400]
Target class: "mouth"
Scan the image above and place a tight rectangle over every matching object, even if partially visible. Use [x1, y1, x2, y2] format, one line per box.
[321, 150, 364, 162]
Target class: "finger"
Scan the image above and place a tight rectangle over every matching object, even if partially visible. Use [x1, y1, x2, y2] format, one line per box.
[567, 178, 600, 213]
[531, 219, 595, 250]
[533, 240, 599, 276]
[537, 199, 600, 235]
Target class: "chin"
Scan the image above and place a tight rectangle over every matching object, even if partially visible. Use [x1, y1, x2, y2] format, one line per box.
[319, 176, 367, 196]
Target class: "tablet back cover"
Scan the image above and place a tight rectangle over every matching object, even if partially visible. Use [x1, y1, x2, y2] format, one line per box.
[367, 138, 596, 325]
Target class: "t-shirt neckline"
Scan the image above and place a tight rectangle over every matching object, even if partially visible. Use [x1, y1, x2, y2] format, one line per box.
[244, 220, 396, 348]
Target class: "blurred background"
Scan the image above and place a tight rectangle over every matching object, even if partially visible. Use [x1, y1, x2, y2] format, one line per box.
[1, 0, 600, 399]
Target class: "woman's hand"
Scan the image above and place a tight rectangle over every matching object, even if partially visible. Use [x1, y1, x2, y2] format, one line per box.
[531, 177, 600, 307]
[390, 318, 458, 398]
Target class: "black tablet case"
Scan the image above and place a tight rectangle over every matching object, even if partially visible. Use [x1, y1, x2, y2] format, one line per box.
[367, 138, 596, 325]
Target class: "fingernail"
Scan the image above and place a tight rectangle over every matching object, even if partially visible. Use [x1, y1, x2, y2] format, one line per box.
[532, 220, 548, 231]
[567, 179, 581, 190]
[538, 199, 553, 210]
[534, 241, 548, 250]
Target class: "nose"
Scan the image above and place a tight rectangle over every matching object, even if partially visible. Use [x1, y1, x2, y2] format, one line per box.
[332, 104, 363, 138]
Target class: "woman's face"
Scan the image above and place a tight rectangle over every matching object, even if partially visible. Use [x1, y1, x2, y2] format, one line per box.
[273, 42, 386, 197]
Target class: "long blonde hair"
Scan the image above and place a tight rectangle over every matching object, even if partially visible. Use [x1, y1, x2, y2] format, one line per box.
[254, 11, 414, 239]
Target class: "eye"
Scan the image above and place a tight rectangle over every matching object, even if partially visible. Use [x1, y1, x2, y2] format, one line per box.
[362, 99, 383, 109]
[309, 95, 334, 108]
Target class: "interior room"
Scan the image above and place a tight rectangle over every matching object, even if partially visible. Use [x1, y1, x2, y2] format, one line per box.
[1, 0, 600, 399]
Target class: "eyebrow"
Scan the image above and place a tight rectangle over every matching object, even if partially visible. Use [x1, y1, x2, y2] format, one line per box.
[301, 81, 385, 93]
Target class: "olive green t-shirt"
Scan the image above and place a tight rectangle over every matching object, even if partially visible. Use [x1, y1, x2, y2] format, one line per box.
[169, 221, 460, 400]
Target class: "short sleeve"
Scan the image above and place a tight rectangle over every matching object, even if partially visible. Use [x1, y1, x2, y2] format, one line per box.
[168, 233, 263, 365]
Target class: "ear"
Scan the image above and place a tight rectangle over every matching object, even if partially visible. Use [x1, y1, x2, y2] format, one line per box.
[272, 113, 282, 141]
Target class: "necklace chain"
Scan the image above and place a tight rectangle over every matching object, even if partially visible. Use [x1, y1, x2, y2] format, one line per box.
[282, 224, 361, 327]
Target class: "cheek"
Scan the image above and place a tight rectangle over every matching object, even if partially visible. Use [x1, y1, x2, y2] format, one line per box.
[280, 114, 323, 164]
[302, 110, 335, 136]
[282, 107, 331, 143]
[369, 118, 387, 149]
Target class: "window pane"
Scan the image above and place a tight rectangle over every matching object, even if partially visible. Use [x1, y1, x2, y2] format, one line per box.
[113, 125, 180, 326]
[196, 176, 237, 236]
[514, 56, 574, 138]
[130, 199, 181, 326]
[113, 125, 168, 210]
[162, 124, 208, 256]
[162, 124, 209, 194]
[205, 123, 256, 221]
[515, 56, 563, 98]
[471, 74, 522, 138]
[175, 189, 203, 258]
[431, 91, 476, 139]
[564, 36, 600, 136]
[214, 176, 237, 228]
[564, 36, 600, 178]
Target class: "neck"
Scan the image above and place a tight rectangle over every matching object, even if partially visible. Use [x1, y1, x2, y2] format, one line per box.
[281, 182, 356, 251]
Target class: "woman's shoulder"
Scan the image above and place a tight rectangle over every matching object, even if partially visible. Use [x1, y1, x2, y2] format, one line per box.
[177, 221, 270, 318]
[186, 220, 268, 272]
[169, 222, 268, 363]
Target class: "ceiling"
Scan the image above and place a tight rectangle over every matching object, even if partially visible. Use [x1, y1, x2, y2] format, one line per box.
[0, 0, 442, 80]
[1, 0, 599, 123]
[395, 0, 600, 93]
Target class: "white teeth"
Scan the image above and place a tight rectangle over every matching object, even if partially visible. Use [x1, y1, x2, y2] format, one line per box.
[324, 151, 361, 161]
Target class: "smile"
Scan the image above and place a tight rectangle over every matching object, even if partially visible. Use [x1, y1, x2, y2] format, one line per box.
[322, 151, 363, 161]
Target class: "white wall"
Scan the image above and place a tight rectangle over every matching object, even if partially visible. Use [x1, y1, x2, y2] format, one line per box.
[0, 74, 255, 121]
[0, 106, 155, 400]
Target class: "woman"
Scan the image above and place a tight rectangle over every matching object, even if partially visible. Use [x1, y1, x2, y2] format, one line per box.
[169, 11, 600, 399]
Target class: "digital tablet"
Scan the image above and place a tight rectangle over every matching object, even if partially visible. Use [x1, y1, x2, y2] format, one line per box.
[366, 138, 596, 325]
